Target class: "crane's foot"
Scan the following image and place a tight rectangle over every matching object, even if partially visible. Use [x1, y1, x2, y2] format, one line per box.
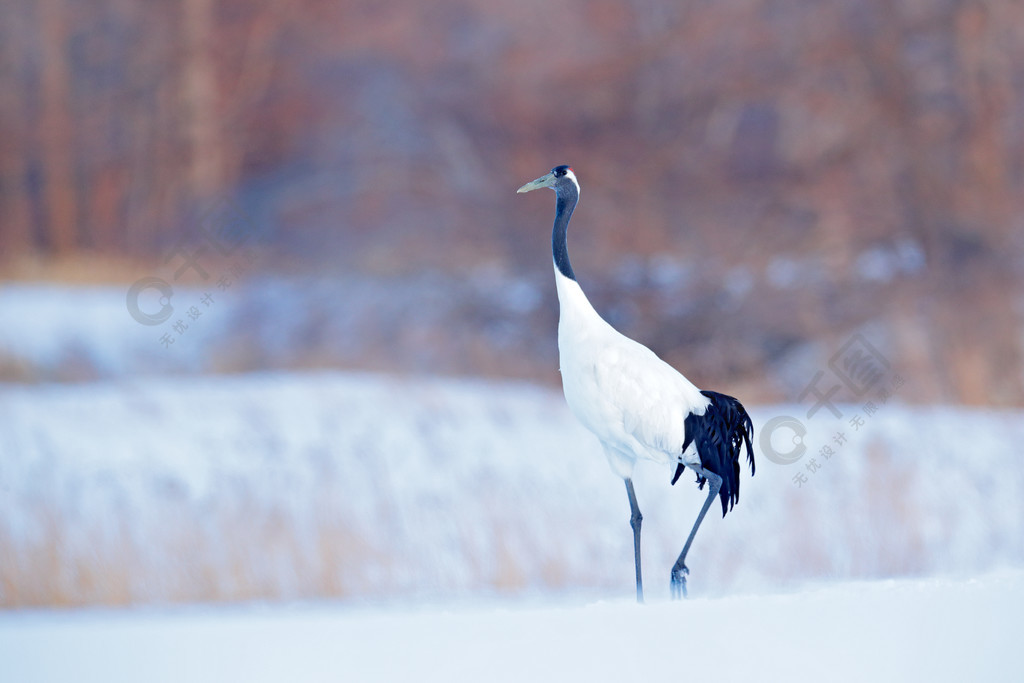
[670, 563, 689, 600]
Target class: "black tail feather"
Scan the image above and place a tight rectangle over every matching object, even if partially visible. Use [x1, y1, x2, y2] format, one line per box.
[672, 390, 755, 516]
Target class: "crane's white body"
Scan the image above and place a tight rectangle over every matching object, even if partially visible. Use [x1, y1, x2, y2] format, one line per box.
[519, 164, 754, 601]
[554, 269, 710, 479]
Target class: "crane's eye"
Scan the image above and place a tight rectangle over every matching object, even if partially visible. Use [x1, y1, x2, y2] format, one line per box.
[554, 168, 565, 177]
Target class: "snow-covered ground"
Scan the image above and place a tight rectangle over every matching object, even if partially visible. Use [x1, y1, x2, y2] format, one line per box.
[0, 276, 551, 381]
[2, 293, 1023, 680]
[2, 371, 1023, 607]
[2, 569, 1022, 683]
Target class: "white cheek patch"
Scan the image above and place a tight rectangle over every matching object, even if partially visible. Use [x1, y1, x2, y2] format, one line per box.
[564, 169, 580, 195]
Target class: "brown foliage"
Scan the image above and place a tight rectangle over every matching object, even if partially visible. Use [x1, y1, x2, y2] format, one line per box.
[0, 0, 1022, 402]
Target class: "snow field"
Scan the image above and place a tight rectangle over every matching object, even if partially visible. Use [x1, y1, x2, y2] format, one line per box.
[1, 569, 1022, 683]
[1, 372, 1022, 607]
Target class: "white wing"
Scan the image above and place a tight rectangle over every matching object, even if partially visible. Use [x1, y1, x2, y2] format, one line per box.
[554, 271, 709, 472]
[596, 334, 708, 456]
[561, 322, 708, 467]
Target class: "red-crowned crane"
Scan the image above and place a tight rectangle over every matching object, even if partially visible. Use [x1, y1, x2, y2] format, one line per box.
[518, 165, 755, 602]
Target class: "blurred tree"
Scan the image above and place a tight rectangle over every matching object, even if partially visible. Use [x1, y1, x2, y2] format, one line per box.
[0, 0, 1020, 403]
[38, 0, 78, 253]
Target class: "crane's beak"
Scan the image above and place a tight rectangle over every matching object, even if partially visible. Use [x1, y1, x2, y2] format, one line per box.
[517, 172, 555, 193]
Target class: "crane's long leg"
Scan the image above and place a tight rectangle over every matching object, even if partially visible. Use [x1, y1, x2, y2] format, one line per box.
[625, 478, 644, 604]
[670, 467, 722, 599]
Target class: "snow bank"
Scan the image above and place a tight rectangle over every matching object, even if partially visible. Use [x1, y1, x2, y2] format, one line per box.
[1, 372, 1022, 607]
[1, 570, 1022, 683]
[0, 283, 234, 379]
[0, 276, 550, 381]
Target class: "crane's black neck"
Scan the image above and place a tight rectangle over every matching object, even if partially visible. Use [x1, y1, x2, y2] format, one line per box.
[552, 185, 578, 281]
